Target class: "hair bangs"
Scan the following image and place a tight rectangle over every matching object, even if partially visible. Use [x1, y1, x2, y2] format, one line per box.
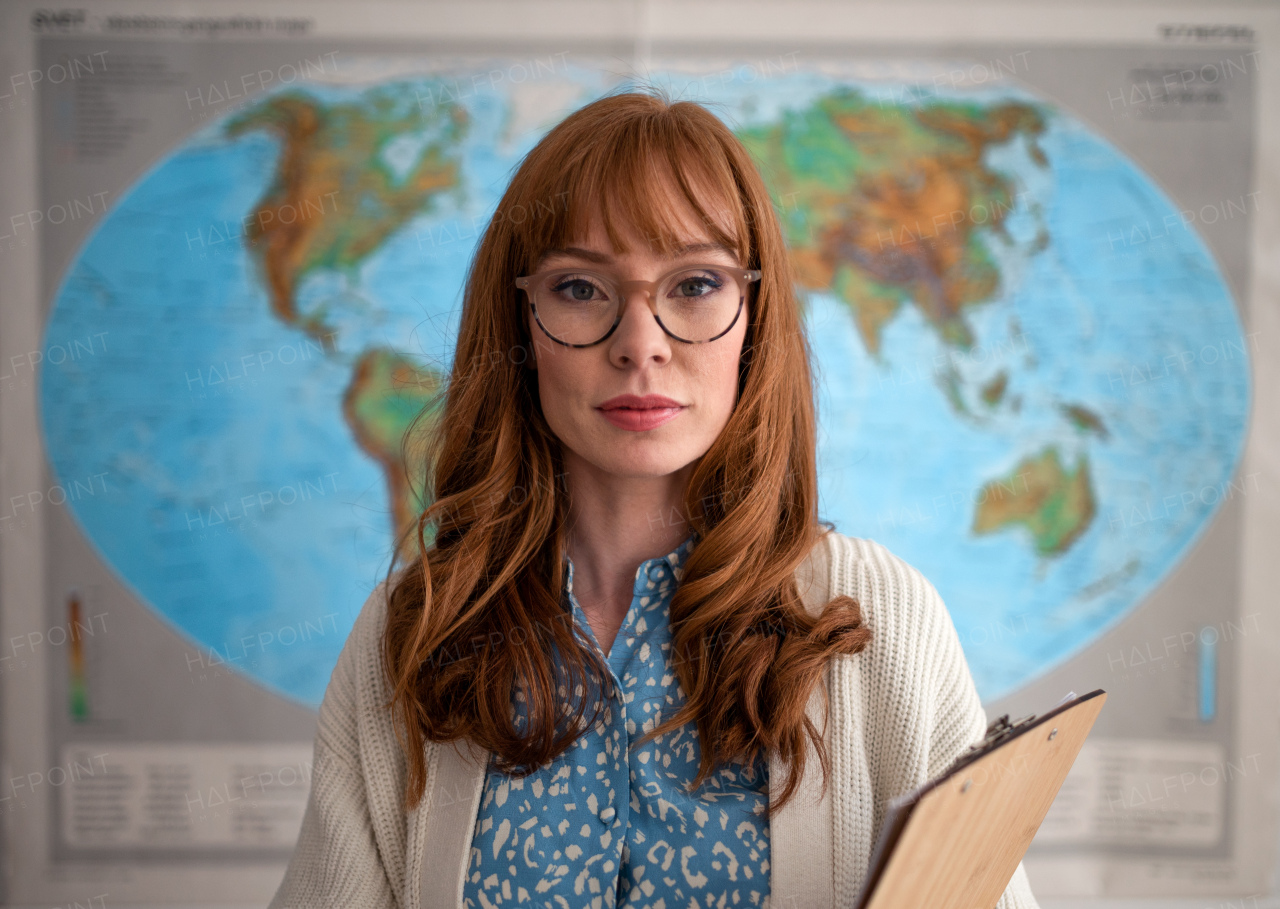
[537, 108, 752, 269]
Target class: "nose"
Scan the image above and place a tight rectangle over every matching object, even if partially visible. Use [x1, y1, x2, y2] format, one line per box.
[608, 284, 670, 365]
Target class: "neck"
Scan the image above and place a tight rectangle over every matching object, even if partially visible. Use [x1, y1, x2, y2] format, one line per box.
[559, 448, 696, 624]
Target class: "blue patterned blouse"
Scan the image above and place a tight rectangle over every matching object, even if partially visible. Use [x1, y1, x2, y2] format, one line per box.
[462, 531, 772, 908]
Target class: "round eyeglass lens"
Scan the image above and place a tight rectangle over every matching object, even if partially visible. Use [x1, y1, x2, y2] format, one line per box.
[531, 265, 745, 345]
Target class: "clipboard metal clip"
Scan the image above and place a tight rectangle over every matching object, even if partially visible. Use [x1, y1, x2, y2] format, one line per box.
[945, 712, 1038, 776]
[945, 690, 1086, 777]
[981, 712, 1038, 747]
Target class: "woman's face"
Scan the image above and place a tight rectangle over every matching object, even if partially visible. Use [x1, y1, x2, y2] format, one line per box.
[526, 190, 750, 485]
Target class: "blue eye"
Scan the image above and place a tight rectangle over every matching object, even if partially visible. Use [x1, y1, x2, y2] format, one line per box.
[676, 276, 720, 296]
[551, 277, 607, 303]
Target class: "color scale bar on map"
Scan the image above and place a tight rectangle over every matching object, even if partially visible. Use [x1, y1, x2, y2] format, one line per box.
[68, 590, 89, 722]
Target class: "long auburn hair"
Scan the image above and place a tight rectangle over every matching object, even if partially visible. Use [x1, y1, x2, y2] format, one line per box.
[381, 84, 872, 817]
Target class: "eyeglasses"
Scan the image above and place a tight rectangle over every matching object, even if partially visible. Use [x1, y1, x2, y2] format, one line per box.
[515, 262, 762, 347]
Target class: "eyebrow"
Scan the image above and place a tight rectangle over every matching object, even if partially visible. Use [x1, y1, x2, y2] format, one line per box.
[539, 242, 738, 265]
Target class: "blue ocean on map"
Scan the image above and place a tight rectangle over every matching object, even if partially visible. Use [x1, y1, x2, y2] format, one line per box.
[40, 62, 1250, 706]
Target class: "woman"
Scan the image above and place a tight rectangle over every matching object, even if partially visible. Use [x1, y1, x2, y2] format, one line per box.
[271, 87, 1041, 909]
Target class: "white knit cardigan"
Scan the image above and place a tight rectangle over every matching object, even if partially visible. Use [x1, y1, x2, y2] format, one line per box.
[270, 530, 1041, 909]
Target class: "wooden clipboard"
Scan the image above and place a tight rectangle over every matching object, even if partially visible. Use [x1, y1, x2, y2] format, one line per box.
[851, 688, 1107, 909]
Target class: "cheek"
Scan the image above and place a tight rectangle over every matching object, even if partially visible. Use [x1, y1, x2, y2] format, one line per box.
[534, 353, 571, 411]
[531, 341, 597, 430]
[705, 328, 749, 407]
[705, 350, 740, 405]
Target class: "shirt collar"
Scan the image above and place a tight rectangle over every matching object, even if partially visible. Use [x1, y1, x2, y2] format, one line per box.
[563, 529, 699, 601]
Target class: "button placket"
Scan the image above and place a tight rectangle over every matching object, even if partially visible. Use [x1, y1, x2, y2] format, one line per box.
[601, 668, 629, 831]
[468, 534, 746, 908]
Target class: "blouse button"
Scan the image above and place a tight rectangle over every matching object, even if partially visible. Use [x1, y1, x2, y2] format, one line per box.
[599, 806, 616, 824]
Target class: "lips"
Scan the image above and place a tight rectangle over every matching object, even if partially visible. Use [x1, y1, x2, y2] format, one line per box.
[596, 394, 686, 431]
[598, 394, 683, 411]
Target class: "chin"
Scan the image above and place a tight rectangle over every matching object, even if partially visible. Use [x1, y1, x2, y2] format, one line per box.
[596, 444, 701, 480]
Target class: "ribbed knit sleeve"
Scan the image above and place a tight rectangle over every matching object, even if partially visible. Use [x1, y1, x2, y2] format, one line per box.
[917, 555, 1041, 909]
[837, 535, 1041, 909]
[268, 583, 400, 909]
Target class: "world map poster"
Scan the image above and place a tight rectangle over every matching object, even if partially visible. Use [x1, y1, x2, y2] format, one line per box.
[2, 6, 1275, 905]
